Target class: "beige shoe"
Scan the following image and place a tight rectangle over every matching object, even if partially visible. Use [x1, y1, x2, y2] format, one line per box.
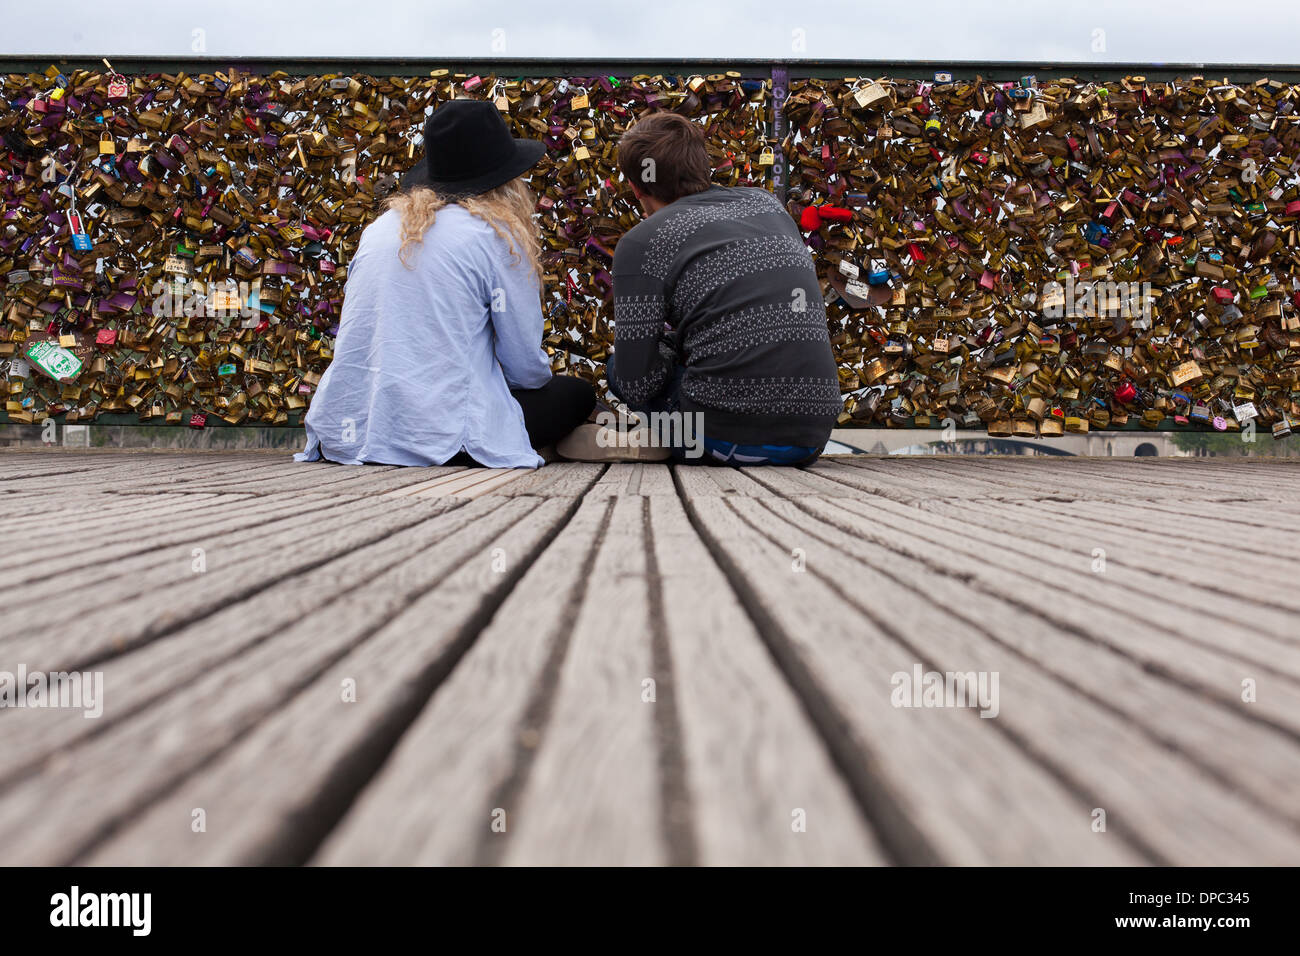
[555, 424, 672, 462]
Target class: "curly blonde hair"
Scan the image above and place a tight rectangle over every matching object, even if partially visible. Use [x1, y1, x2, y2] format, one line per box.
[385, 177, 542, 281]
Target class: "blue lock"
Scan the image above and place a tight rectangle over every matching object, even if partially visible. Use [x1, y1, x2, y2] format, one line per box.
[1083, 222, 1109, 244]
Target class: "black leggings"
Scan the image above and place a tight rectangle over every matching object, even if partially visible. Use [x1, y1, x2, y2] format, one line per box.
[512, 375, 597, 448]
[449, 374, 595, 466]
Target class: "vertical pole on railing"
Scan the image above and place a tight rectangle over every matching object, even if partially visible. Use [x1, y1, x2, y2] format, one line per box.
[770, 62, 789, 204]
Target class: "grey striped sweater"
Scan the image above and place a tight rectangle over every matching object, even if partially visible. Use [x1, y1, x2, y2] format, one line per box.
[608, 185, 841, 447]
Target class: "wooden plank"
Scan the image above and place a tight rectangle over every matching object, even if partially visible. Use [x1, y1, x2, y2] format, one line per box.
[492, 494, 663, 864]
[746, 494, 1300, 858]
[924, 497, 1300, 612]
[319, 490, 883, 865]
[0, 494, 232, 552]
[589, 462, 679, 498]
[79, 493, 594, 866]
[642, 492, 885, 864]
[805, 491, 1300, 736]
[0, 490, 362, 593]
[391, 468, 528, 499]
[497, 462, 605, 497]
[0, 495, 464, 671]
[0, 493, 328, 587]
[818, 459, 1300, 560]
[316, 495, 618, 865]
[669, 464, 770, 498]
[446, 469, 531, 499]
[0, 495, 473, 779]
[677, 491, 1139, 864]
[1, 496, 542, 865]
[754, 467, 1300, 672]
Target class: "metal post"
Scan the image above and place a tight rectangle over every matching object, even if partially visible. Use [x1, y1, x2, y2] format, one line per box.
[770, 63, 789, 205]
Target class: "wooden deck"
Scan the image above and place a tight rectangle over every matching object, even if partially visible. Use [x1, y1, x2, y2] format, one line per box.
[1, 449, 1298, 866]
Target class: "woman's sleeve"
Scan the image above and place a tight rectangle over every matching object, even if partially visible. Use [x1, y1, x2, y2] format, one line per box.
[488, 244, 553, 391]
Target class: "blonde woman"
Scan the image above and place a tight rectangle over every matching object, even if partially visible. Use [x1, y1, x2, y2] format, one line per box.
[296, 100, 595, 468]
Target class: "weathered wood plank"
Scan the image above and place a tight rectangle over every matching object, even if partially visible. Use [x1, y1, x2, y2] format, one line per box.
[589, 462, 679, 497]
[745, 494, 1300, 860]
[498, 462, 605, 497]
[678, 492, 1140, 864]
[0, 496, 474, 780]
[80, 494, 593, 866]
[670, 464, 771, 498]
[643, 492, 885, 864]
[796, 491, 1300, 736]
[320, 489, 883, 865]
[316, 495, 617, 865]
[922, 497, 1300, 613]
[495, 494, 664, 864]
[0, 493, 328, 587]
[766, 468, 1300, 662]
[391, 468, 526, 499]
[1, 496, 540, 865]
[0, 496, 465, 671]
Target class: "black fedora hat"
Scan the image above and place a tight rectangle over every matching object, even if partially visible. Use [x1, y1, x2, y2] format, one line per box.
[400, 99, 546, 198]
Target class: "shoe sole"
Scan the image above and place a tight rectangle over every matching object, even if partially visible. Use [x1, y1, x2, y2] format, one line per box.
[555, 424, 672, 462]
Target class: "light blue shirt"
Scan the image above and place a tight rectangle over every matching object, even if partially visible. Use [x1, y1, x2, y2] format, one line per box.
[295, 205, 551, 468]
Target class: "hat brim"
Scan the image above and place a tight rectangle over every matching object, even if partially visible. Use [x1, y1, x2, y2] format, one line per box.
[400, 138, 547, 197]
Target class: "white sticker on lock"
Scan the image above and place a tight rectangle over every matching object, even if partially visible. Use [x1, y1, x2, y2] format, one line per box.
[844, 278, 872, 299]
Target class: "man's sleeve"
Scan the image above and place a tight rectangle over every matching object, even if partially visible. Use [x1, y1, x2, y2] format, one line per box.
[609, 241, 675, 406]
[489, 244, 553, 391]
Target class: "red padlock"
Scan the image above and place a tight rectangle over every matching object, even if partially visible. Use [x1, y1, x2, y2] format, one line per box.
[188, 413, 207, 429]
[95, 328, 117, 348]
[1114, 380, 1137, 404]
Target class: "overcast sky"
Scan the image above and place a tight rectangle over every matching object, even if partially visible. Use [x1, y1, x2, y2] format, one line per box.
[5, 0, 1298, 63]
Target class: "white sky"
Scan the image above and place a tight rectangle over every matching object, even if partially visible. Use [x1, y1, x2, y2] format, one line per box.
[4, 0, 1298, 63]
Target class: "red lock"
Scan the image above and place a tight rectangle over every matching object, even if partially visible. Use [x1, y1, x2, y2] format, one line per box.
[95, 328, 117, 348]
[1114, 380, 1137, 404]
[188, 413, 207, 429]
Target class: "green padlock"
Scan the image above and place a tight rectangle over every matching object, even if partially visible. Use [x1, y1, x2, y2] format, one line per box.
[24, 340, 83, 383]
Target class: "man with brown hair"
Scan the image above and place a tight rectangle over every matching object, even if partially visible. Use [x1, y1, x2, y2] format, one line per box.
[560, 111, 840, 465]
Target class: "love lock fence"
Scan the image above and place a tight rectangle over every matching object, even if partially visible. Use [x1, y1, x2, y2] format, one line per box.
[2, 56, 1299, 439]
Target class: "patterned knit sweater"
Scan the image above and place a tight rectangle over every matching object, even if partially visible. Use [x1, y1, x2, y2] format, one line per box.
[607, 185, 841, 447]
